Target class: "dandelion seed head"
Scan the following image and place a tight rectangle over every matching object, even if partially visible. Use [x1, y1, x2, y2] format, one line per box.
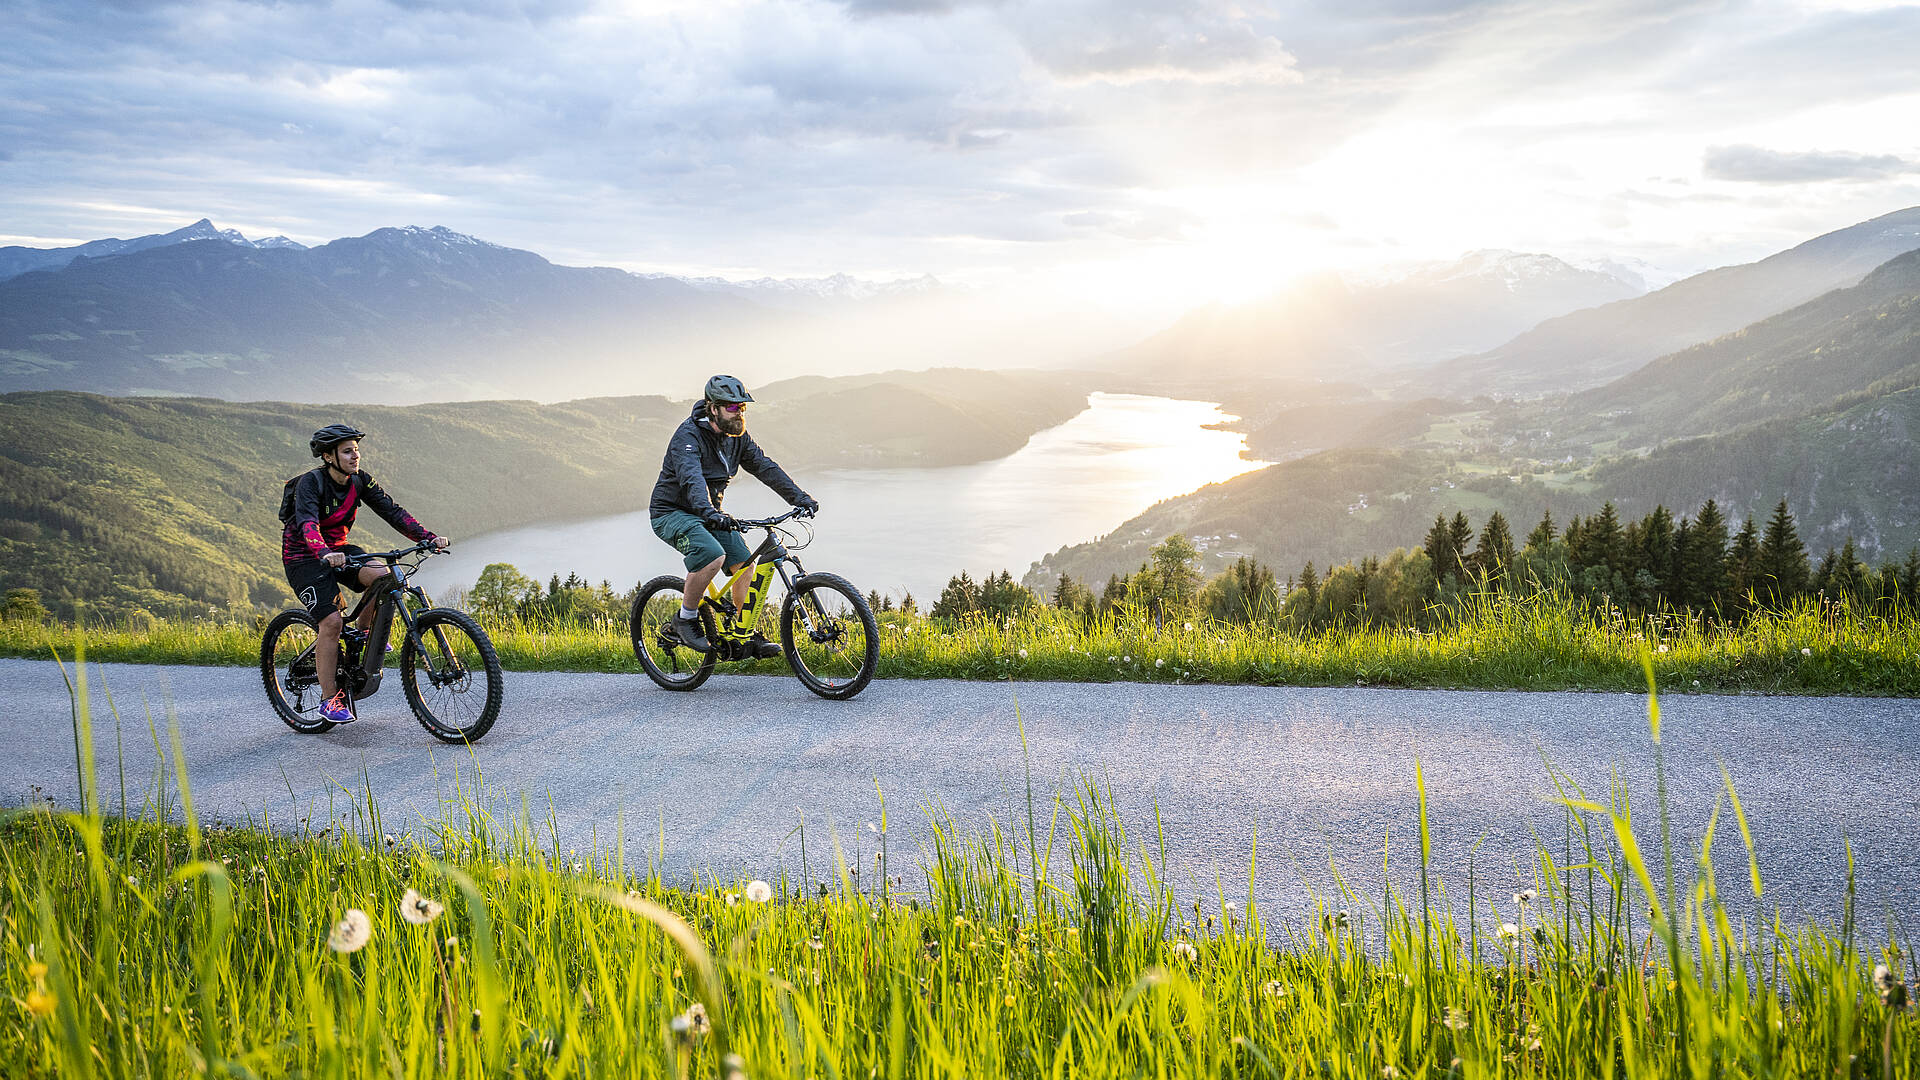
[1499, 922, 1519, 940]
[1801, 647, 1812, 656]
[1170, 940, 1198, 961]
[1018, 648, 1028, 659]
[329, 909, 373, 953]
[745, 879, 773, 903]
[400, 889, 444, 925]
[1443, 1006, 1469, 1030]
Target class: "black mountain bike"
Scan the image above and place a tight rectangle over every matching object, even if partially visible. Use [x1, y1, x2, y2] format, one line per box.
[629, 509, 879, 700]
[261, 540, 504, 742]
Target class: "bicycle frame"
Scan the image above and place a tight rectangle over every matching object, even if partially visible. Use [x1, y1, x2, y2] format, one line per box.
[702, 527, 805, 647]
[335, 548, 447, 698]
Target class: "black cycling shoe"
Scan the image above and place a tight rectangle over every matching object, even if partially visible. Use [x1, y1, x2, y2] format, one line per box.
[669, 613, 712, 653]
[747, 632, 782, 660]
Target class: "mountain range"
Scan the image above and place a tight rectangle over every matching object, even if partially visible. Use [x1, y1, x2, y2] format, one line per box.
[0, 218, 305, 280]
[1026, 217, 1920, 591]
[1419, 206, 1920, 396]
[0, 221, 954, 403]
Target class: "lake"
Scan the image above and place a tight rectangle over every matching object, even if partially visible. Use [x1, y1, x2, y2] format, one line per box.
[414, 392, 1268, 603]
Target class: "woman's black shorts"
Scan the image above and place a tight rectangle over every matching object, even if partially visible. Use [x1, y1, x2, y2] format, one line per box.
[284, 546, 365, 619]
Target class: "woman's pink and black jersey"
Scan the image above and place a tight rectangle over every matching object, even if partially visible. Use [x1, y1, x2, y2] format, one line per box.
[280, 467, 435, 564]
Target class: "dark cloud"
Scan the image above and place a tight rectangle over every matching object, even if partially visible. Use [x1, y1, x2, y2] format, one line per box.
[1703, 146, 1915, 185]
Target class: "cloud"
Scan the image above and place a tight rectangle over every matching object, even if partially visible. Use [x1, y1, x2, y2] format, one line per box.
[1703, 145, 1915, 184]
[1012, 0, 1300, 84]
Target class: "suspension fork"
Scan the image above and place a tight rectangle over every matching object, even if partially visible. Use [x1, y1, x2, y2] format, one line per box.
[777, 558, 826, 636]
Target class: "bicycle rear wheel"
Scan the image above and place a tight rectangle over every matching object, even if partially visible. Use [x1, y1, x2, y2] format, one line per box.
[261, 609, 334, 733]
[630, 575, 718, 690]
[400, 609, 505, 743]
[781, 572, 878, 700]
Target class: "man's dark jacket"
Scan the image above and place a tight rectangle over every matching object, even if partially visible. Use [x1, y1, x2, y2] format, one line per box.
[649, 403, 808, 518]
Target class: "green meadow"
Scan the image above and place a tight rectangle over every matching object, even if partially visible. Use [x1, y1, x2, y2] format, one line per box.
[3, 593, 1915, 695]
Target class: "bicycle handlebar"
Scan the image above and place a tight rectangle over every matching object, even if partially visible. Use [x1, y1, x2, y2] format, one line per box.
[722, 506, 813, 531]
[343, 538, 442, 566]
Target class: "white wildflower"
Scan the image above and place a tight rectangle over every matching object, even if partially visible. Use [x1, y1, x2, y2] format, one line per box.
[399, 889, 444, 925]
[1801, 647, 1812, 656]
[329, 909, 373, 953]
[1170, 940, 1198, 962]
[1018, 648, 1028, 659]
[745, 879, 773, 903]
[1498, 922, 1519, 940]
[1443, 1006, 1469, 1030]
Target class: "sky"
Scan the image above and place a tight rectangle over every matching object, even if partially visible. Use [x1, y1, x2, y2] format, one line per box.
[4, 0, 1920, 323]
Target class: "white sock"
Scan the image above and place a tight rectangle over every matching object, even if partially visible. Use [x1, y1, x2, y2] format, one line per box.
[680, 605, 699, 621]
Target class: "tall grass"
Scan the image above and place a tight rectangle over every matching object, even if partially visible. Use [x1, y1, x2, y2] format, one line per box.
[4, 591, 1914, 693]
[2, 656, 1914, 1076]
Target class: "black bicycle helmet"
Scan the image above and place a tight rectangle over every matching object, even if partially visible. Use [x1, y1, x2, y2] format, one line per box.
[703, 375, 754, 404]
[310, 423, 368, 457]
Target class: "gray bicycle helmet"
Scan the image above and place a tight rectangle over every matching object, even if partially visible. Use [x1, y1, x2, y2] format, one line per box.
[703, 375, 754, 404]
[310, 423, 367, 457]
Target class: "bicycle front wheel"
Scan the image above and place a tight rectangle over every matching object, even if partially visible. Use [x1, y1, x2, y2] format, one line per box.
[261, 609, 335, 733]
[630, 575, 717, 691]
[781, 572, 878, 700]
[400, 609, 504, 743]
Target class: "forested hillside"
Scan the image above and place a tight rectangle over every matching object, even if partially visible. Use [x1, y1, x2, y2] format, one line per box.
[0, 370, 1090, 617]
[1574, 249, 1920, 442]
[1026, 391, 1920, 596]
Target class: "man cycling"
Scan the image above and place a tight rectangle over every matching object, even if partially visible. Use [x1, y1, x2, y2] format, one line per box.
[650, 375, 818, 654]
[282, 424, 450, 723]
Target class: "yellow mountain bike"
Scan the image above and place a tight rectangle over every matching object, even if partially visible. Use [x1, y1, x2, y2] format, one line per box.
[628, 508, 878, 699]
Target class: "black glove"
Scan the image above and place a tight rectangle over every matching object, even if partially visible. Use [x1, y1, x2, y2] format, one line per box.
[702, 509, 738, 532]
[795, 494, 819, 517]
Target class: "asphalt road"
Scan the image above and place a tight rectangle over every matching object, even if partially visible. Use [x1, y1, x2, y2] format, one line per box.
[3, 658, 1915, 931]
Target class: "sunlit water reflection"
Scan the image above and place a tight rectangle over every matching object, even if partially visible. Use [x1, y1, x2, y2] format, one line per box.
[415, 393, 1268, 603]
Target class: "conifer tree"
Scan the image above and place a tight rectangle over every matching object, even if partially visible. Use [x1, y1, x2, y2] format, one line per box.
[1636, 505, 1676, 599]
[1812, 548, 1838, 595]
[1681, 499, 1730, 612]
[1052, 572, 1076, 608]
[1448, 512, 1474, 575]
[901, 591, 917, 615]
[1422, 515, 1456, 584]
[1755, 499, 1810, 605]
[1833, 537, 1864, 603]
[1474, 511, 1515, 583]
[1524, 509, 1556, 550]
[1727, 516, 1760, 607]
[1583, 502, 1624, 576]
[1299, 561, 1320, 611]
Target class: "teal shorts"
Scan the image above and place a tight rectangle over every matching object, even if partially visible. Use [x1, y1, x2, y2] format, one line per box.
[651, 510, 752, 573]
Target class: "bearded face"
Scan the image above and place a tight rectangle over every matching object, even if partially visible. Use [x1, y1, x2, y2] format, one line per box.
[710, 402, 746, 436]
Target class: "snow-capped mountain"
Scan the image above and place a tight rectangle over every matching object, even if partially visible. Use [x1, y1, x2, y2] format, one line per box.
[0, 218, 308, 281]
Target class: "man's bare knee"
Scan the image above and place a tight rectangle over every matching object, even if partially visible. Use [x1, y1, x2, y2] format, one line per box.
[318, 611, 344, 636]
